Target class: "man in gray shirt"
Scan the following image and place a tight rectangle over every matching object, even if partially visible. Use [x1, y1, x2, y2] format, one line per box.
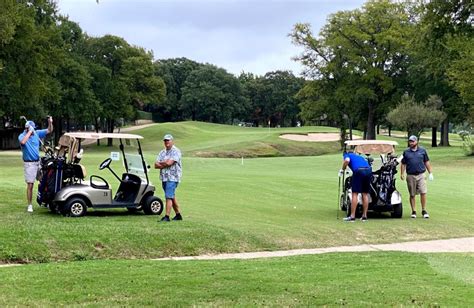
[400, 135, 433, 219]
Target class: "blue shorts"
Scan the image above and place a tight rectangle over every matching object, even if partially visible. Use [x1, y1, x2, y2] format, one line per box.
[162, 181, 179, 199]
[352, 168, 371, 193]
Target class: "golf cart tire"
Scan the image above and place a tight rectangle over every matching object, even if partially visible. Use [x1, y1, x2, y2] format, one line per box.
[391, 203, 403, 218]
[340, 195, 347, 211]
[63, 197, 88, 217]
[142, 196, 163, 215]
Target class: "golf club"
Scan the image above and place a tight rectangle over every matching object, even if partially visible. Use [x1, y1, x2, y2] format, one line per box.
[337, 175, 341, 219]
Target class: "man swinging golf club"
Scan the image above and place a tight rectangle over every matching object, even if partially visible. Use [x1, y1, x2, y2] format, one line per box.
[339, 148, 372, 222]
[18, 117, 53, 213]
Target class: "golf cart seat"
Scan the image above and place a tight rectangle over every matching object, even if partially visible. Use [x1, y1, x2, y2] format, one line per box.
[114, 173, 141, 202]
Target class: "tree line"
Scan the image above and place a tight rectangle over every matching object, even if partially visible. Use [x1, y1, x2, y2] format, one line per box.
[1, 0, 472, 147]
[291, 0, 473, 146]
[0, 0, 304, 146]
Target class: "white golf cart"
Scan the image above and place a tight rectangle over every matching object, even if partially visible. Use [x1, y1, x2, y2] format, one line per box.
[42, 132, 163, 217]
[340, 140, 403, 218]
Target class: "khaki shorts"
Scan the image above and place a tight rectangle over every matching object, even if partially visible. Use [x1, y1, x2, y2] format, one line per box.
[24, 161, 40, 184]
[406, 174, 427, 196]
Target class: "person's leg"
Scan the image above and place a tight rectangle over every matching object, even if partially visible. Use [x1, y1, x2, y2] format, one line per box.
[350, 191, 358, 218]
[361, 193, 369, 218]
[420, 193, 426, 211]
[165, 198, 173, 216]
[409, 195, 416, 212]
[406, 175, 417, 216]
[172, 198, 181, 214]
[26, 183, 33, 205]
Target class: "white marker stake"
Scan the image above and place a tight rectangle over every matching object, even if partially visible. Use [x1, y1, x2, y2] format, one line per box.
[241, 156, 244, 165]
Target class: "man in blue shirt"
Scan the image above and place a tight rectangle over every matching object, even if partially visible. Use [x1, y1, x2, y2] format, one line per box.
[339, 150, 372, 222]
[400, 135, 433, 219]
[18, 117, 53, 213]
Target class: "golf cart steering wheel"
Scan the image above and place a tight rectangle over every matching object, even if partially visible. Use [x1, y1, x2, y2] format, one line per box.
[99, 158, 112, 170]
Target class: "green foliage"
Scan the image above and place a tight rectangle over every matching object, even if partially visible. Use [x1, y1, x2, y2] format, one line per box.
[291, 0, 413, 139]
[239, 71, 304, 127]
[153, 57, 202, 121]
[387, 94, 446, 139]
[136, 110, 152, 120]
[458, 130, 474, 156]
[181, 64, 245, 124]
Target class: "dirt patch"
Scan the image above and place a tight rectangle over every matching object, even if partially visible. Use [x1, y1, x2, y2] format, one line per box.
[280, 133, 362, 142]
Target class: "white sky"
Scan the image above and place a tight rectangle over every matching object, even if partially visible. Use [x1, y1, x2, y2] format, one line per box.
[57, 0, 366, 76]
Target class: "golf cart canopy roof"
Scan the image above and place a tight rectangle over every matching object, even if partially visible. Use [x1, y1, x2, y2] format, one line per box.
[64, 132, 143, 140]
[344, 140, 398, 155]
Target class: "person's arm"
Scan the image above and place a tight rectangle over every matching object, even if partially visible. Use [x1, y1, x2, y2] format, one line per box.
[400, 163, 405, 180]
[154, 158, 175, 169]
[425, 161, 432, 174]
[47, 116, 53, 134]
[20, 129, 34, 145]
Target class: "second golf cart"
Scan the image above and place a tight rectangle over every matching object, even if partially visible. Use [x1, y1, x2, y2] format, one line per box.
[340, 140, 403, 218]
[41, 132, 163, 217]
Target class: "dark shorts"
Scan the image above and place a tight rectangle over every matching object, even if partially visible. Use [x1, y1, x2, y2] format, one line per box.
[162, 181, 179, 199]
[352, 168, 371, 193]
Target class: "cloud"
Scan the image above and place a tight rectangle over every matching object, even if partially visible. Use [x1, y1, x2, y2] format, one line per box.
[57, 0, 365, 76]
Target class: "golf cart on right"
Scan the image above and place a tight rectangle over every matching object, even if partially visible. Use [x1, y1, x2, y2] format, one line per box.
[340, 140, 403, 218]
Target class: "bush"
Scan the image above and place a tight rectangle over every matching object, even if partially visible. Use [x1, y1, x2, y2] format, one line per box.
[459, 130, 474, 156]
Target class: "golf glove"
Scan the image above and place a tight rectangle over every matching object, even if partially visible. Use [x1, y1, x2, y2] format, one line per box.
[428, 173, 434, 181]
[28, 125, 35, 133]
[338, 169, 344, 177]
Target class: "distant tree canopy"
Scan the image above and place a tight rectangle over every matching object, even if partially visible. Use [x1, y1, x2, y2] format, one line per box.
[1, 0, 472, 146]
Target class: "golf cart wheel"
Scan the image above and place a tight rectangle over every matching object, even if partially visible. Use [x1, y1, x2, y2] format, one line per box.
[391, 203, 403, 218]
[142, 196, 163, 215]
[340, 195, 347, 211]
[63, 197, 87, 217]
[345, 196, 351, 217]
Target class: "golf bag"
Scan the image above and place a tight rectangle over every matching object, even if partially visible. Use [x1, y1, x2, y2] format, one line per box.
[37, 157, 64, 206]
[373, 155, 398, 204]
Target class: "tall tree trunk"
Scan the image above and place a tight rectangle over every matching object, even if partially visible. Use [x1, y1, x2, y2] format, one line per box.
[54, 116, 63, 146]
[366, 102, 376, 139]
[95, 117, 101, 146]
[339, 126, 347, 150]
[388, 125, 392, 137]
[376, 125, 380, 135]
[107, 119, 115, 146]
[439, 119, 450, 146]
[431, 127, 437, 147]
[349, 117, 353, 140]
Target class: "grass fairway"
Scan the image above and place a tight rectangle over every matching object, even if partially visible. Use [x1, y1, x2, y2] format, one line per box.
[0, 122, 473, 262]
[1, 253, 472, 306]
[0, 121, 472, 305]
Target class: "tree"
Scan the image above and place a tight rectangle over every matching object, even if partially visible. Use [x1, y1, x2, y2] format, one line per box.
[291, 0, 413, 139]
[386, 94, 446, 140]
[407, 0, 473, 146]
[0, 0, 63, 127]
[181, 64, 245, 124]
[154, 57, 202, 121]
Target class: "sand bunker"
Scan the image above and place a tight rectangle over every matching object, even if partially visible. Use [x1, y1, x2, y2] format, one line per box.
[279, 133, 361, 142]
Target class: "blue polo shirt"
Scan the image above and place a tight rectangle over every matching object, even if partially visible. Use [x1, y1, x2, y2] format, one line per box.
[401, 146, 429, 175]
[343, 152, 370, 172]
[18, 129, 48, 161]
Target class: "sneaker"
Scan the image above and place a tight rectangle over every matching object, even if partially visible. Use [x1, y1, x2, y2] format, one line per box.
[422, 210, 430, 219]
[27, 204, 33, 213]
[411, 211, 417, 219]
[160, 215, 170, 222]
[343, 216, 356, 222]
[360, 216, 368, 222]
[172, 213, 182, 221]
